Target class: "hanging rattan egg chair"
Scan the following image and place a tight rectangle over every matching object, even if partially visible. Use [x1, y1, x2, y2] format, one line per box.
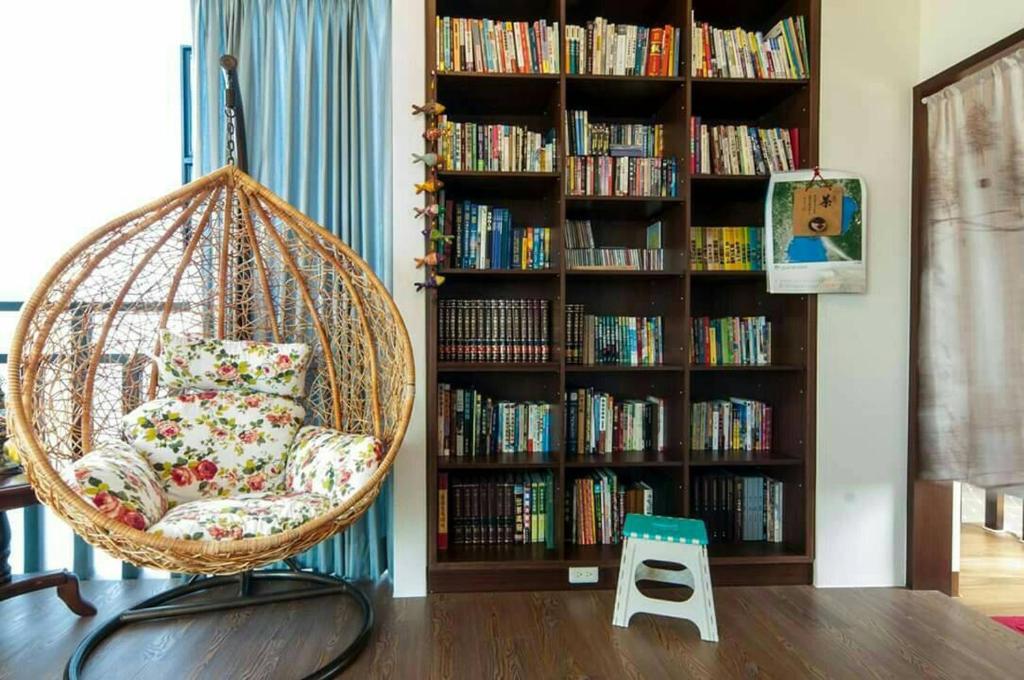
[8, 163, 414, 574]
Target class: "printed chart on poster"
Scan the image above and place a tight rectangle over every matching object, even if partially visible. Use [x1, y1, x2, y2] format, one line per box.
[765, 169, 866, 294]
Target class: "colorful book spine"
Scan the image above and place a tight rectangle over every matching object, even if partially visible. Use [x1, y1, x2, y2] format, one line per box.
[690, 227, 764, 271]
[690, 316, 771, 366]
[565, 156, 678, 197]
[564, 111, 664, 157]
[437, 116, 557, 172]
[437, 384, 555, 457]
[565, 390, 666, 454]
[692, 473, 783, 544]
[438, 299, 551, 363]
[690, 117, 799, 175]
[690, 15, 809, 79]
[446, 200, 551, 270]
[564, 305, 663, 366]
[565, 20, 682, 76]
[568, 470, 653, 545]
[690, 398, 773, 452]
[436, 17, 561, 74]
[443, 472, 555, 547]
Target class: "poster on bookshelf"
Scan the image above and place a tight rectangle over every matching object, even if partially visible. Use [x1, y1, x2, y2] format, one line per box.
[765, 169, 866, 294]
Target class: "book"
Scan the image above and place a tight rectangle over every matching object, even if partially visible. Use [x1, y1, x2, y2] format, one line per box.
[690, 316, 771, 366]
[444, 472, 555, 547]
[690, 117, 798, 175]
[565, 19, 682, 76]
[438, 472, 449, 549]
[438, 299, 551, 363]
[565, 304, 663, 366]
[691, 14, 809, 80]
[565, 389, 666, 454]
[690, 398, 773, 452]
[565, 156, 679, 197]
[437, 116, 556, 172]
[690, 226, 764, 271]
[568, 470, 654, 545]
[564, 111, 664, 157]
[437, 384, 554, 457]
[436, 17, 561, 74]
[565, 218, 664, 271]
[445, 198, 551, 270]
[692, 473, 783, 544]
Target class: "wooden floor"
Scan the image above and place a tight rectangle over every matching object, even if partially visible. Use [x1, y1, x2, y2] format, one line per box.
[2, 579, 1024, 679]
[960, 521, 1024, 616]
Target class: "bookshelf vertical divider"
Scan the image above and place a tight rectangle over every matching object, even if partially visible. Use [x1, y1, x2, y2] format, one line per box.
[425, 0, 819, 592]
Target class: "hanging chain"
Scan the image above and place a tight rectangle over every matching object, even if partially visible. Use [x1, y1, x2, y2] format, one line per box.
[225, 105, 237, 166]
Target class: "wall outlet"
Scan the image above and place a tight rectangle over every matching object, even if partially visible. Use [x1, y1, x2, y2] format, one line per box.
[568, 566, 599, 584]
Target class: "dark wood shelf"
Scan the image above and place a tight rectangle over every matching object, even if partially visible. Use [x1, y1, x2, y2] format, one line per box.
[438, 268, 559, 278]
[689, 364, 804, 372]
[689, 451, 803, 467]
[426, 0, 820, 593]
[438, 362, 560, 373]
[564, 450, 682, 468]
[435, 543, 560, 568]
[566, 365, 686, 373]
[438, 452, 558, 469]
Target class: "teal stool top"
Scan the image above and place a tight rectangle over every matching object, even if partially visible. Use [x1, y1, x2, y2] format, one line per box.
[622, 514, 708, 545]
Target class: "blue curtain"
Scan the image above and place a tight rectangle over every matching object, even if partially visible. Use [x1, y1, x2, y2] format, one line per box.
[192, 0, 393, 580]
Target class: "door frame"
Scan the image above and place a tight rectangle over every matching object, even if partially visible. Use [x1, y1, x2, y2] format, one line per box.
[907, 27, 1024, 594]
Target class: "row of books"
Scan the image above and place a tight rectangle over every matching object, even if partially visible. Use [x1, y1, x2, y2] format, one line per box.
[437, 472, 555, 549]
[565, 156, 679, 197]
[690, 226, 764, 271]
[438, 299, 551, 363]
[436, 384, 554, 458]
[565, 219, 662, 249]
[566, 390, 667, 455]
[565, 305, 664, 366]
[691, 15, 809, 80]
[442, 198, 551, 270]
[691, 119, 799, 176]
[564, 111, 664, 157]
[692, 473, 783, 543]
[569, 471, 654, 545]
[436, 117, 556, 172]
[690, 316, 772, 367]
[565, 20, 682, 77]
[435, 17, 560, 74]
[691, 399, 773, 453]
[566, 249, 664, 271]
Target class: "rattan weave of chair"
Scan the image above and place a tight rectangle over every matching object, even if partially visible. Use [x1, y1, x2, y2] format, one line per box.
[6, 166, 414, 574]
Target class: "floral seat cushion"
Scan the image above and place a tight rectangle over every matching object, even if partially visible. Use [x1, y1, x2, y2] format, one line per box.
[286, 426, 383, 505]
[62, 442, 168, 530]
[147, 492, 332, 541]
[124, 389, 305, 505]
[156, 330, 312, 398]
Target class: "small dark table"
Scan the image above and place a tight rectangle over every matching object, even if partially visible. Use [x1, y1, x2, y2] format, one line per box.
[0, 469, 96, 615]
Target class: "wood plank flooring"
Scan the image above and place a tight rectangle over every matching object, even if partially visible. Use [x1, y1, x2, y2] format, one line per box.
[2, 579, 1023, 679]
[959, 521, 1024, 616]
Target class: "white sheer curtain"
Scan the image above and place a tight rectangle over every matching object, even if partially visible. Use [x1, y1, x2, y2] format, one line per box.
[919, 48, 1024, 487]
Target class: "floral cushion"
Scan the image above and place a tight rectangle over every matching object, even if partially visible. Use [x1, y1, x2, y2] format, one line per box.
[147, 492, 332, 541]
[124, 390, 305, 505]
[156, 330, 312, 398]
[286, 426, 383, 505]
[63, 442, 168, 531]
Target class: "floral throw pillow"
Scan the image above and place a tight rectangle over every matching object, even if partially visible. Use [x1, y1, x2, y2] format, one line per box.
[285, 426, 383, 506]
[156, 330, 312, 398]
[124, 389, 305, 505]
[63, 441, 169, 531]
[147, 491, 333, 541]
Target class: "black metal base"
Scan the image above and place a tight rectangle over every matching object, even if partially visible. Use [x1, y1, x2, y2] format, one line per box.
[65, 561, 373, 680]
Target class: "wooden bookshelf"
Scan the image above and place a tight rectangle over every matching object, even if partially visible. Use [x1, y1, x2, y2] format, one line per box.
[424, 0, 819, 592]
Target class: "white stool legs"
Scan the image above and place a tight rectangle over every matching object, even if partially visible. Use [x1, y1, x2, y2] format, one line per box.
[612, 537, 719, 642]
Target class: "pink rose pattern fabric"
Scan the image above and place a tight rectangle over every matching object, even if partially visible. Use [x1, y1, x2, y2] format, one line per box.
[147, 492, 332, 541]
[124, 390, 305, 505]
[286, 426, 383, 506]
[156, 330, 312, 398]
[63, 442, 168, 531]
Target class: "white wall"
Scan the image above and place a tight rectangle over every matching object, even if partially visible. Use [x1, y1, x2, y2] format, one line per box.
[813, 0, 920, 587]
[919, 0, 1024, 80]
[389, 0, 428, 597]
